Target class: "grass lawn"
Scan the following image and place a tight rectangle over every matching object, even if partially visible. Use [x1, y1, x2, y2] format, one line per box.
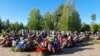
[93, 40, 100, 44]
[0, 34, 3, 39]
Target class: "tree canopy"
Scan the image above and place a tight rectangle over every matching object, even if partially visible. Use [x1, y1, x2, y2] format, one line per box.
[27, 8, 41, 30]
[0, 1, 99, 33]
[58, 1, 81, 31]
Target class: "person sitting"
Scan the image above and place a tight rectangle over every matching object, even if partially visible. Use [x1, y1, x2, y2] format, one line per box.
[51, 37, 60, 54]
[0, 34, 5, 45]
[67, 35, 75, 47]
[2, 34, 12, 47]
[36, 41, 47, 53]
[14, 40, 24, 51]
[61, 35, 68, 48]
[73, 33, 80, 43]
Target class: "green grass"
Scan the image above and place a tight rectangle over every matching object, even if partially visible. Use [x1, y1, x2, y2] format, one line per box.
[93, 40, 100, 44]
[0, 35, 3, 39]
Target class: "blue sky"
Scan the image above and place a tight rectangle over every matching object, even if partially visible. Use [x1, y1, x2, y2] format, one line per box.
[0, 0, 100, 25]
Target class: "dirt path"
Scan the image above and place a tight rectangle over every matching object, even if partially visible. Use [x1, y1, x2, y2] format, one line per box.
[0, 43, 100, 56]
[0, 46, 31, 56]
[52, 43, 100, 56]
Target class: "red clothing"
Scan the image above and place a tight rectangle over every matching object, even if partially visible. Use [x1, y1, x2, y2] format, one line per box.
[36, 47, 47, 53]
[58, 36, 63, 47]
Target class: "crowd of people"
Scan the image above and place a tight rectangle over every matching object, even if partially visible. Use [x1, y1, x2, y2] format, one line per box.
[0, 30, 98, 54]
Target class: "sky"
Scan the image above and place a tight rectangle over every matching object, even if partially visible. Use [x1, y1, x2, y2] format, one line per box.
[0, 0, 100, 25]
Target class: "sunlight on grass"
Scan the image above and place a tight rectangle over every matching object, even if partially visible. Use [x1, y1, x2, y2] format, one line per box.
[93, 40, 100, 44]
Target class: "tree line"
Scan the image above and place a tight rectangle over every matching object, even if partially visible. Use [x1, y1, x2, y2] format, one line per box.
[0, 1, 100, 33]
[0, 18, 25, 32]
[27, 2, 81, 31]
[27, 1, 100, 33]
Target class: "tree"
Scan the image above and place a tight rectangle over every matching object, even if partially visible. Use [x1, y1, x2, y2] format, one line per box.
[58, 3, 70, 31]
[2, 21, 6, 30]
[9, 23, 15, 30]
[5, 19, 10, 32]
[9, 22, 24, 31]
[0, 18, 25, 32]
[14, 22, 20, 30]
[6, 19, 10, 27]
[81, 22, 90, 32]
[98, 24, 100, 32]
[43, 12, 55, 31]
[38, 16, 44, 30]
[90, 13, 96, 32]
[53, 4, 64, 30]
[90, 23, 99, 33]
[0, 18, 2, 32]
[91, 13, 96, 24]
[27, 8, 41, 30]
[58, 1, 81, 31]
[19, 23, 24, 29]
[71, 10, 81, 31]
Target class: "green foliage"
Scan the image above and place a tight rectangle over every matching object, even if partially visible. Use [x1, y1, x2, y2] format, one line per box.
[98, 24, 100, 32]
[27, 8, 41, 30]
[71, 11, 81, 31]
[43, 12, 55, 31]
[5, 19, 10, 32]
[0, 17, 25, 32]
[58, 2, 81, 31]
[90, 13, 99, 33]
[91, 13, 96, 23]
[0, 18, 2, 32]
[19, 23, 24, 29]
[9, 22, 24, 31]
[58, 3, 70, 31]
[90, 23, 99, 33]
[2, 21, 6, 30]
[53, 4, 64, 30]
[1, 1, 99, 32]
[14, 22, 20, 30]
[81, 22, 90, 32]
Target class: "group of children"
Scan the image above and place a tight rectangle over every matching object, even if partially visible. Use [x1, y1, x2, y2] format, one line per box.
[0, 30, 91, 54]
